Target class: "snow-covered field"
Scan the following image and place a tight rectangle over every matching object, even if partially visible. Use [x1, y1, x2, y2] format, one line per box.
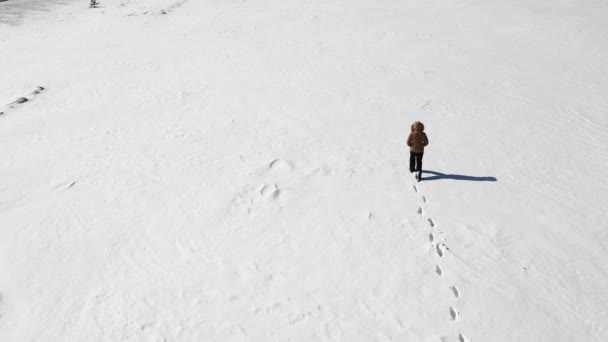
[1, 0, 607, 341]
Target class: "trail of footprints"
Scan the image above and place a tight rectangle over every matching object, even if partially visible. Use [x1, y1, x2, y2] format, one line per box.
[0, 86, 45, 116]
[126, 0, 190, 16]
[160, 0, 189, 15]
[413, 179, 469, 342]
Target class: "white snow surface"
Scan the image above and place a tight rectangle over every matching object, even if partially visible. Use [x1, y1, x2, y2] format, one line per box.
[1, 0, 608, 341]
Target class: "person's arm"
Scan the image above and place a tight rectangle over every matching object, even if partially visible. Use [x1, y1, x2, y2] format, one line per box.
[407, 133, 413, 147]
[423, 133, 429, 147]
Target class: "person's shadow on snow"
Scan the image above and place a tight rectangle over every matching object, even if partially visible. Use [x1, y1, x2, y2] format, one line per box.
[421, 170, 497, 182]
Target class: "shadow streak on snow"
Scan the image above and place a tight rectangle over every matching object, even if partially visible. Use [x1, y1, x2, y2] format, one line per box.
[421, 170, 497, 182]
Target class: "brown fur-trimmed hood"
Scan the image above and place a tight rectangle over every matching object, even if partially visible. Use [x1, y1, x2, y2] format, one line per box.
[411, 121, 425, 132]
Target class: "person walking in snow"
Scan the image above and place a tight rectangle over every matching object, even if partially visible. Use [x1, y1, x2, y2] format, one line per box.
[407, 121, 429, 181]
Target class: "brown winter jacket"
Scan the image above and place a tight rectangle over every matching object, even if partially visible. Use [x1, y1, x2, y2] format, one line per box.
[407, 121, 429, 153]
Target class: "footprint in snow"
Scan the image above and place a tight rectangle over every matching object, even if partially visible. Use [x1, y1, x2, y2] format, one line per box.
[450, 285, 460, 298]
[436, 244, 445, 257]
[428, 218, 435, 227]
[254, 158, 293, 176]
[268, 158, 292, 171]
[458, 334, 468, 342]
[418, 207, 424, 215]
[260, 184, 278, 198]
[449, 306, 459, 321]
[435, 265, 443, 276]
[413, 185, 419, 192]
[422, 195, 428, 203]
[429, 232, 434, 243]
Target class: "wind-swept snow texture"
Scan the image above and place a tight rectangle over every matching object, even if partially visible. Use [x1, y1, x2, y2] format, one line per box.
[1, 0, 607, 341]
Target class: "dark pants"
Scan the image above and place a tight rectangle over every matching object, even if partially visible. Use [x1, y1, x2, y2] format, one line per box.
[410, 152, 423, 179]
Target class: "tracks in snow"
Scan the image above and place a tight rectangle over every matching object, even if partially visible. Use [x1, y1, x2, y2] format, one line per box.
[160, 0, 189, 15]
[127, 0, 190, 17]
[226, 158, 292, 219]
[0, 86, 45, 116]
[412, 176, 469, 341]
